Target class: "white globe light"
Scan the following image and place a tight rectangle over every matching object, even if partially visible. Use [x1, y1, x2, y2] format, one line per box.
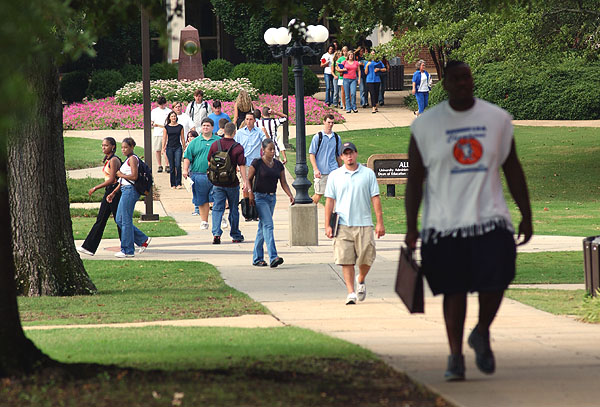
[314, 25, 329, 43]
[275, 27, 291, 45]
[305, 25, 316, 42]
[264, 27, 278, 45]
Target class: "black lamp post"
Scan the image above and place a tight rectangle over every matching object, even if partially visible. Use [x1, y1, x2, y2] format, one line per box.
[265, 21, 329, 204]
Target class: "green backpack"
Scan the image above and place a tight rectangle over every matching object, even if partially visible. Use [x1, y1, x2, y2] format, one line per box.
[208, 139, 239, 185]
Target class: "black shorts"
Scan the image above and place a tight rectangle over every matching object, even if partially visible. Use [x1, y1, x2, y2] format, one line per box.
[420, 228, 516, 296]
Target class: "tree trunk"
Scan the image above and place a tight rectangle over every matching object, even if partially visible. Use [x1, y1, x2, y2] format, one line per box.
[7, 58, 97, 296]
[0, 148, 52, 376]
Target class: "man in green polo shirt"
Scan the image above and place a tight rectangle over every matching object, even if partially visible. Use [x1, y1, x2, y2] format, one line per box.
[183, 118, 220, 230]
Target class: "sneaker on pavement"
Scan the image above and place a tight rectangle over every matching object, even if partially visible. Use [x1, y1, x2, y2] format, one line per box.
[270, 257, 284, 268]
[221, 217, 229, 229]
[468, 325, 496, 374]
[200, 221, 209, 230]
[157, 166, 163, 173]
[76, 246, 94, 256]
[213, 236, 221, 244]
[356, 278, 367, 301]
[192, 211, 199, 216]
[346, 292, 357, 305]
[232, 237, 244, 243]
[115, 251, 134, 258]
[444, 354, 466, 381]
[165, 166, 170, 173]
[138, 237, 151, 254]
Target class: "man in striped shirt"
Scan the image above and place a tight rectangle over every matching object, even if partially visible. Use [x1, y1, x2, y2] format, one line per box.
[258, 106, 288, 163]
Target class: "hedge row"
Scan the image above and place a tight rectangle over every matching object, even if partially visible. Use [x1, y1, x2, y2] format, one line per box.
[205, 59, 320, 97]
[60, 62, 178, 104]
[403, 60, 600, 120]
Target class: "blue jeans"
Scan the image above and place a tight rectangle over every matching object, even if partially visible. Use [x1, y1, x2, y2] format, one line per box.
[190, 172, 213, 206]
[378, 73, 387, 105]
[332, 79, 340, 107]
[359, 78, 368, 106]
[416, 91, 429, 113]
[252, 193, 277, 263]
[115, 184, 148, 255]
[324, 73, 334, 105]
[165, 145, 182, 187]
[343, 78, 357, 111]
[212, 185, 243, 239]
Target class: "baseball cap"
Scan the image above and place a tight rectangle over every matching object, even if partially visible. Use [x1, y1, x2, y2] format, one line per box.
[341, 142, 357, 153]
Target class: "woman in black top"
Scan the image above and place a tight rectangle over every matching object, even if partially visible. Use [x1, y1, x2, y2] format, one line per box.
[162, 111, 185, 188]
[77, 137, 122, 256]
[248, 139, 294, 268]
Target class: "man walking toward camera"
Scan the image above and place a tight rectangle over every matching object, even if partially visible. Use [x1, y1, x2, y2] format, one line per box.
[405, 60, 532, 381]
[324, 142, 385, 305]
[150, 96, 171, 173]
[186, 89, 212, 130]
[309, 114, 342, 204]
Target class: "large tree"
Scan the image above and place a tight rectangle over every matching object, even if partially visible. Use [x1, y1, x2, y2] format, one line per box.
[0, 0, 177, 375]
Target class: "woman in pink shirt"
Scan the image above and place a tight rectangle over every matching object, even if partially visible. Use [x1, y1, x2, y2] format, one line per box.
[337, 50, 361, 113]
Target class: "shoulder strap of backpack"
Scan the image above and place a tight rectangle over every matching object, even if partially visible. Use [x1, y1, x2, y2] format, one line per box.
[316, 131, 324, 154]
[333, 132, 339, 157]
[226, 141, 239, 153]
[216, 139, 223, 152]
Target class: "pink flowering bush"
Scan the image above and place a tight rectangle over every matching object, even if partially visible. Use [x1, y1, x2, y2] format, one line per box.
[63, 95, 345, 130]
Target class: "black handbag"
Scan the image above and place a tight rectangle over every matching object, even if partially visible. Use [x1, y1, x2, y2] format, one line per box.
[395, 246, 424, 313]
[240, 197, 258, 220]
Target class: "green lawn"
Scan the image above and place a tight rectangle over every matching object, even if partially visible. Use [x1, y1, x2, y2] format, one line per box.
[506, 289, 588, 318]
[64, 137, 144, 170]
[18, 261, 267, 326]
[8, 326, 447, 407]
[71, 209, 185, 240]
[286, 126, 600, 236]
[514, 251, 584, 284]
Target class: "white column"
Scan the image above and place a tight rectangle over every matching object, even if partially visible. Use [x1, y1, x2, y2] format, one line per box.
[166, 0, 186, 63]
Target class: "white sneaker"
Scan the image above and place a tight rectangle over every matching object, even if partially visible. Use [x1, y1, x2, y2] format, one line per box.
[138, 237, 151, 254]
[221, 217, 229, 229]
[76, 246, 94, 256]
[356, 278, 366, 302]
[114, 251, 134, 258]
[346, 292, 357, 305]
[200, 221, 209, 230]
[192, 212, 199, 216]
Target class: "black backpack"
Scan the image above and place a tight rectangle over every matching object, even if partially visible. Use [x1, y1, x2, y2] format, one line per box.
[132, 155, 153, 196]
[316, 131, 340, 156]
[208, 139, 239, 185]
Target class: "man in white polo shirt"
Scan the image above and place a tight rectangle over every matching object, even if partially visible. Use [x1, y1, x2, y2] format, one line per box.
[324, 142, 385, 305]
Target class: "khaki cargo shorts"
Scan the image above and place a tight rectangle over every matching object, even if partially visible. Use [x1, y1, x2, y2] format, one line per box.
[313, 173, 329, 195]
[333, 225, 376, 266]
[152, 136, 163, 152]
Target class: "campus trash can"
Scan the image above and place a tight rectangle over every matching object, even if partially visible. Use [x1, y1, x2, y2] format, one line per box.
[583, 236, 600, 296]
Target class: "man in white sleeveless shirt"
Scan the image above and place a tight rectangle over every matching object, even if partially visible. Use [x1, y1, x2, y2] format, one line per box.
[405, 61, 533, 382]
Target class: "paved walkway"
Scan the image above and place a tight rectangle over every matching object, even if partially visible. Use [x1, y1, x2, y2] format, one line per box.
[67, 100, 600, 407]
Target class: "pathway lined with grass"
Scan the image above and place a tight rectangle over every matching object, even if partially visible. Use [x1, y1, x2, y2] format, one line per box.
[61, 116, 600, 406]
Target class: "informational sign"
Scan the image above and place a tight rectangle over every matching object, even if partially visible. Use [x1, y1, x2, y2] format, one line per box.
[367, 154, 409, 184]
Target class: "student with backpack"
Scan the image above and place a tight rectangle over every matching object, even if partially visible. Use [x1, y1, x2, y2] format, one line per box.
[308, 114, 343, 204]
[107, 137, 151, 258]
[207, 122, 247, 245]
[77, 137, 122, 256]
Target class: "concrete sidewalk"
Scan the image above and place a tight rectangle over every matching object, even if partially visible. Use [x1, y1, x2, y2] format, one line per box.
[70, 101, 600, 407]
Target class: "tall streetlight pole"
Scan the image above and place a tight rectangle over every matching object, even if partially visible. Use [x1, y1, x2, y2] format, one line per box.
[265, 20, 328, 245]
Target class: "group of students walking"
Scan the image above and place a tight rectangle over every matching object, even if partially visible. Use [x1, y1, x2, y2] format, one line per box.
[321, 43, 390, 114]
[77, 62, 534, 383]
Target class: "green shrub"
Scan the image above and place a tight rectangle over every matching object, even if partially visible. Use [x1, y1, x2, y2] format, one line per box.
[230, 63, 319, 96]
[475, 60, 600, 120]
[120, 64, 142, 83]
[150, 62, 178, 80]
[86, 70, 126, 99]
[60, 71, 89, 104]
[289, 66, 320, 97]
[204, 59, 234, 81]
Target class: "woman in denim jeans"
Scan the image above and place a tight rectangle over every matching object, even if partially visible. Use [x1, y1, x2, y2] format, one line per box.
[338, 50, 361, 113]
[162, 111, 185, 189]
[107, 138, 151, 258]
[247, 139, 294, 268]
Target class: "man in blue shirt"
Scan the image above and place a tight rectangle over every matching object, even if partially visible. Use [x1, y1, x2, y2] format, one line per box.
[308, 114, 343, 204]
[207, 100, 231, 135]
[324, 142, 385, 305]
[234, 111, 266, 203]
